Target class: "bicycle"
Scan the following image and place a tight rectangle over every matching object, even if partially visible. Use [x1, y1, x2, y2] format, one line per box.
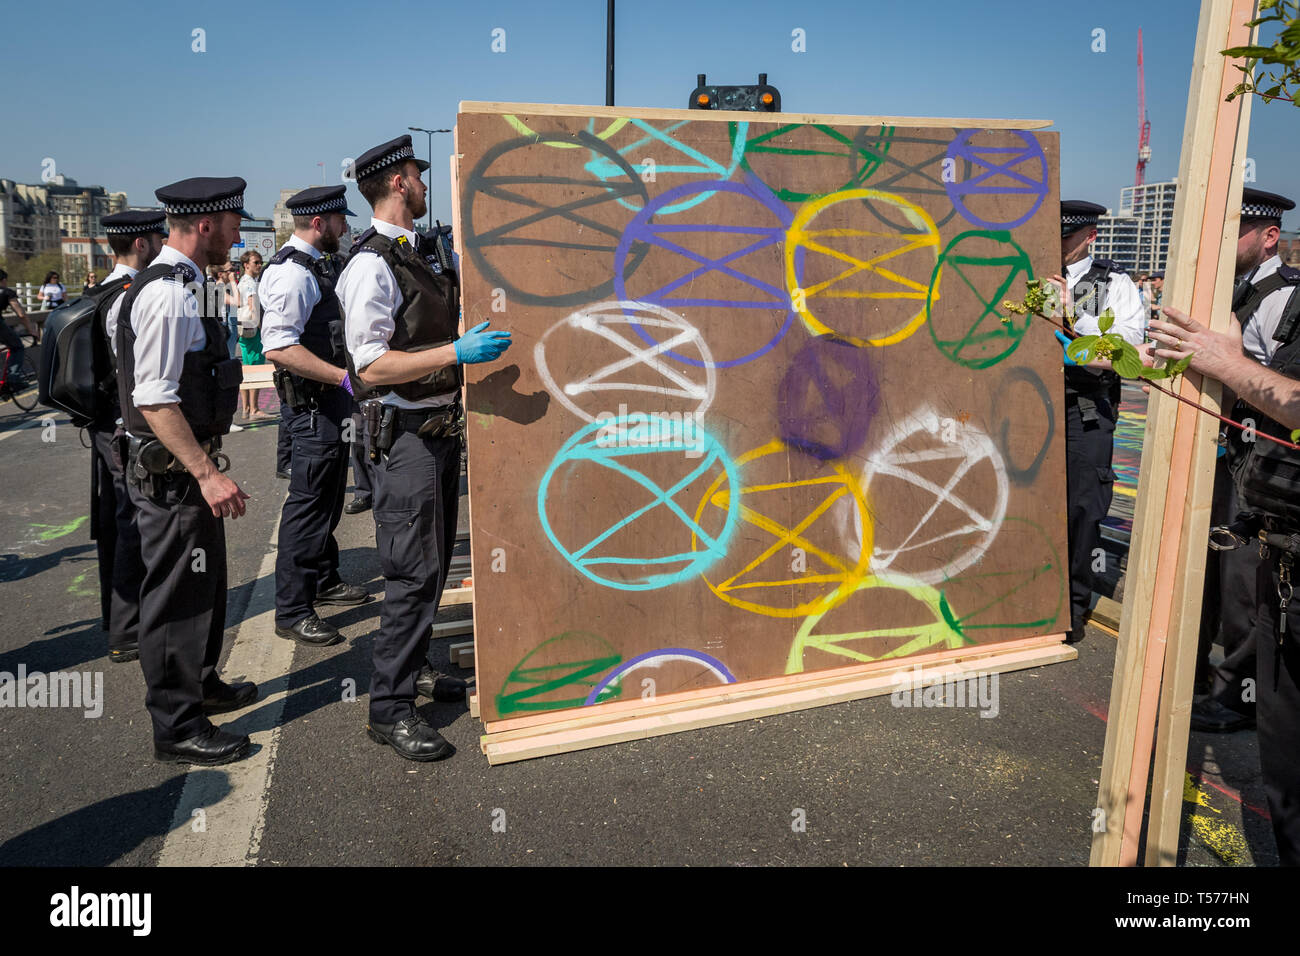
[0, 332, 39, 412]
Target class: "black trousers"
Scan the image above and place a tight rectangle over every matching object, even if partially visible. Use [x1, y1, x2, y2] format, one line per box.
[128, 473, 228, 745]
[89, 425, 145, 650]
[1254, 552, 1300, 865]
[1064, 386, 1119, 631]
[276, 418, 292, 475]
[274, 389, 349, 628]
[369, 427, 461, 724]
[349, 402, 374, 500]
[1197, 464, 1259, 709]
[0, 320, 25, 373]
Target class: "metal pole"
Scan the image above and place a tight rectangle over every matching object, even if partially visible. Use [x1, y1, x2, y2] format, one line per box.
[425, 130, 434, 230]
[606, 0, 615, 107]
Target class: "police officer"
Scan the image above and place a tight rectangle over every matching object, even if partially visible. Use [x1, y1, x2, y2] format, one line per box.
[1193, 188, 1298, 732]
[92, 210, 167, 664]
[116, 177, 257, 764]
[261, 185, 369, 645]
[1049, 201, 1148, 644]
[345, 400, 375, 513]
[1151, 221, 1300, 866]
[339, 134, 512, 761]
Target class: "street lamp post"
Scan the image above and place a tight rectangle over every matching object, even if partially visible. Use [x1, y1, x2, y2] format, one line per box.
[408, 125, 451, 231]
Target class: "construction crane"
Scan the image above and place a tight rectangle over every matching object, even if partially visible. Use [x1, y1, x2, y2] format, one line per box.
[1136, 28, 1152, 187]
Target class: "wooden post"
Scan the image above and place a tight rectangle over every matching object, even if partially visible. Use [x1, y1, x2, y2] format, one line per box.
[1090, 0, 1256, 867]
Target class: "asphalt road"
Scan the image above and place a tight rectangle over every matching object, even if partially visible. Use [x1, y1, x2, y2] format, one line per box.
[0, 386, 1280, 867]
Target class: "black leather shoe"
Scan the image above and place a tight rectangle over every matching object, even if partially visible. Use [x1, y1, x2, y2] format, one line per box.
[1065, 623, 1086, 645]
[344, 496, 372, 514]
[109, 643, 139, 664]
[315, 582, 369, 606]
[275, 614, 343, 646]
[276, 469, 291, 479]
[415, 665, 469, 702]
[1190, 698, 1256, 733]
[155, 726, 251, 765]
[366, 715, 455, 762]
[202, 680, 259, 714]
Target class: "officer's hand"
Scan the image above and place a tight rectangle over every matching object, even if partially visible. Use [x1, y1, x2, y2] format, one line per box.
[1148, 305, 1244, 381]
[454, 320, 513, 364]
[1044, 274, 1071, 318]
[1055, 329, 1079, 366]
[198, 471, 250, 520]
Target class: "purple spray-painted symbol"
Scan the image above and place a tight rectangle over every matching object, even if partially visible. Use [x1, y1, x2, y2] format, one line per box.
[614, 176, 804, 369]
[943, 130, 1048, 231]
[777, 335, 879, 462]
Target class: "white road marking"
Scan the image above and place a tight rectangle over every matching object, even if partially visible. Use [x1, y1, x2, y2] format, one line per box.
[0, 411, 67, 442]
[157, 490, 293, 867]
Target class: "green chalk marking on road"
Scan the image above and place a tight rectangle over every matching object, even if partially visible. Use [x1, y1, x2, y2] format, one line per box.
[34, 515, 89, 542]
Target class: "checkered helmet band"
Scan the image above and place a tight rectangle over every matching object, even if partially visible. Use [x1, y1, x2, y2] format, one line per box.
[163, 194, 245, 215]
[356, 144, 414, 180]
[290, 197, 348, 216]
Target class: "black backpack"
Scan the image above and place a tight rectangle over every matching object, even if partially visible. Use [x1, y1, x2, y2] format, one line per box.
[37, 276, 130, 427]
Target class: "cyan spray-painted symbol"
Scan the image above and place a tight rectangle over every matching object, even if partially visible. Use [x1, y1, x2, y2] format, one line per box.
[943, 130, 1048, 230]
[538, 415, 739, 590]
[615, 176, 804, 368]
[584, 118, 748, 215]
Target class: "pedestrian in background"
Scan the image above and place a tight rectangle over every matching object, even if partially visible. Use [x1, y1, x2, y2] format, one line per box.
[237, 251, 268, 422]
[37, 271, 66, 310]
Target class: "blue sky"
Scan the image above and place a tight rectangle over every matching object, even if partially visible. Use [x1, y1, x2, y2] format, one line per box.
[2, 0, 1296, 229]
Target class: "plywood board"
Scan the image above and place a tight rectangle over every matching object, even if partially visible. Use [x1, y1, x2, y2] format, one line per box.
[456, 104, 1066, 726]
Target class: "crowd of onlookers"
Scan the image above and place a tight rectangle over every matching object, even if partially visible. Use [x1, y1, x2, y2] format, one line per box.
[1135, 270, 1164, 321]
[204, 251, 269, 431]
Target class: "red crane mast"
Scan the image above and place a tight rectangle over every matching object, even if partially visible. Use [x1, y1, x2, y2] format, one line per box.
[1137, 28, 1151, 187]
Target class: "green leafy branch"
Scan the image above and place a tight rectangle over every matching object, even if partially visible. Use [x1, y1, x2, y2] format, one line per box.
[1223, 0, 1300, 105]
[1002, 279, 1300, 453]
[1064, 310, 1195, 381]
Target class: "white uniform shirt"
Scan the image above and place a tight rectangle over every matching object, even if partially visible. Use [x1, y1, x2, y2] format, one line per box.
[238, 273, 260, 328]
[102, 262, 139, 358]
[258, 235, 322, 352]
[339, 217, 454, 409]
[126, 245, 206, 408]
[1239, 255, 1294, 364]
[1066, 255, 1147, 345]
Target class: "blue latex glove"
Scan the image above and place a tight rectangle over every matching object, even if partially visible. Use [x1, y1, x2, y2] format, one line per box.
[339, 373, 354, 396]
[1055, 329, 1079, 367]
[454, 320, 513, 364]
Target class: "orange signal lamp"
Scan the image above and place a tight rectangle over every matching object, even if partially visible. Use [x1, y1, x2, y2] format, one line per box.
[696, 93, 711, 107]
[761, 92, 774, 106]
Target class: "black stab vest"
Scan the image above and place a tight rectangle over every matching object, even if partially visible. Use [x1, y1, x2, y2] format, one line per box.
[114, 260, 241, 441]
[1229, 264, 1300, 526]
[347, 227, 461, 401]
[264, 245, 346, 367]
[1066, 258, 1126, 400]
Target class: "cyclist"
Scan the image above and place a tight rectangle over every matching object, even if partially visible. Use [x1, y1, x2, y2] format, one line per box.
[0, 269, 41, 382]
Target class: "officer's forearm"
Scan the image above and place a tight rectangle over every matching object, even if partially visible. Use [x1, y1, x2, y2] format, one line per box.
[1217, 357, 1300, 430]
[265, 344, 347, 386]
[138, 404, 219, 479]
[358, 345, 458, 387]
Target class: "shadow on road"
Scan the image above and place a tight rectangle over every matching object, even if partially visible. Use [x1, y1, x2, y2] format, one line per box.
[0, 544, 96, 584]
[0, 618, 106, 673]
[0, 771, 233, 866]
